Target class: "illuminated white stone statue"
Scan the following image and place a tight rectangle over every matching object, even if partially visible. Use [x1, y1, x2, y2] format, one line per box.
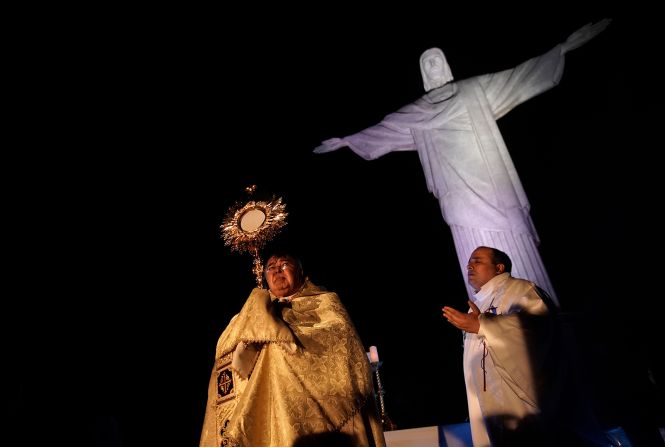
[314, 19, 611, 303]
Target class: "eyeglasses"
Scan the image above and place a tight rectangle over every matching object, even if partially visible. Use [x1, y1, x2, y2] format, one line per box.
[265, 261, 293, 274]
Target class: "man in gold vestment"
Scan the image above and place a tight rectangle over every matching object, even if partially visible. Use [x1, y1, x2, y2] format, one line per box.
[200, 252, 386, 447]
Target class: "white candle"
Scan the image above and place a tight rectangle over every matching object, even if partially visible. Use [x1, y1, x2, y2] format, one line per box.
[369, 345, 379, 363]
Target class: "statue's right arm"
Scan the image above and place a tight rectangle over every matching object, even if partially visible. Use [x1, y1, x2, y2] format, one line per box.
[313, 138, 346, 154]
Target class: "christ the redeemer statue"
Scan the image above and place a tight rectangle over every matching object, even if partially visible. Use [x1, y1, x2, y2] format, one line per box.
[314, 19, 611, 304]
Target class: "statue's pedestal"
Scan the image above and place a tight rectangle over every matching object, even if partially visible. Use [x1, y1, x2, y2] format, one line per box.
[384, 422, 471, 447]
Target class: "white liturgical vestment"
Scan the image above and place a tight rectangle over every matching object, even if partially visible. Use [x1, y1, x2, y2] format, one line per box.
[464, 272, 554, 446]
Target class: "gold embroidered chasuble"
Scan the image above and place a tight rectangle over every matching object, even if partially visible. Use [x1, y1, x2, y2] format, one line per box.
[199, 279, 386, 447]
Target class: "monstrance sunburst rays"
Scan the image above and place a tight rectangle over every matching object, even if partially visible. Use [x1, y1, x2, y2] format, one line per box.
[221, 186, 288, 287]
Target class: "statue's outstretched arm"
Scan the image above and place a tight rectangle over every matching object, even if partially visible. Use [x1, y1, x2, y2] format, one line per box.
[313, 138, 345, 154]
[561, 18, 612, 54]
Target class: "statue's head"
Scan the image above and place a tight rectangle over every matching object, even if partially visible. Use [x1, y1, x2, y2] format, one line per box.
[420, 47, 453, 92]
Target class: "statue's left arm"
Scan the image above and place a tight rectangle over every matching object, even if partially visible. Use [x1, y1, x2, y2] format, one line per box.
[561, 18, 611, 54]
[479, 18, 611, 120]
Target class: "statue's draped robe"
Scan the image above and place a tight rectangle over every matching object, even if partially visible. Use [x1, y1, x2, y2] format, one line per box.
[199, 280, 386, 447]
[316, 45, 567, 303]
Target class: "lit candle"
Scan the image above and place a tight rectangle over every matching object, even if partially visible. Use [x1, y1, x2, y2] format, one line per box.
[369, 345, 379, 363]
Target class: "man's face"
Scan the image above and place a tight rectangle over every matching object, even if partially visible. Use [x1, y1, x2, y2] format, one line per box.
[466, 247, 500, 292]
[264, 255, 303, 298]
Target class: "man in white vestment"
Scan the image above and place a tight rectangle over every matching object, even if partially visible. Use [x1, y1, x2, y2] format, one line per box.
[443, 246, 605, 447]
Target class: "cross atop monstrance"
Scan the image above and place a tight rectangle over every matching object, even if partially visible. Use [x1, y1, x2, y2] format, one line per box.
[220, 185, 288, 288]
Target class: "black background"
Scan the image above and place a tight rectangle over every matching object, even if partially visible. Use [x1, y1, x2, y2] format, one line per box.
[8, 5, 664, 447]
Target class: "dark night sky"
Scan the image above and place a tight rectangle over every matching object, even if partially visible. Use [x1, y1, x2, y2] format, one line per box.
[10, 6, 663, 447]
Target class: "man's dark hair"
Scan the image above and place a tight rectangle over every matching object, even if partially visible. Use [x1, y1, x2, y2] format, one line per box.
[488, 247, 512, 273]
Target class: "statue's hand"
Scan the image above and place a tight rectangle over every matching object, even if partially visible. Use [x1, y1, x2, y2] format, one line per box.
[313, 138, 344, 154]
[562, 18, 611, 53]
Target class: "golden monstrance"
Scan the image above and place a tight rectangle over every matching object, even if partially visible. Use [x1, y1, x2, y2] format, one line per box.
[220, 185, 288, 287]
